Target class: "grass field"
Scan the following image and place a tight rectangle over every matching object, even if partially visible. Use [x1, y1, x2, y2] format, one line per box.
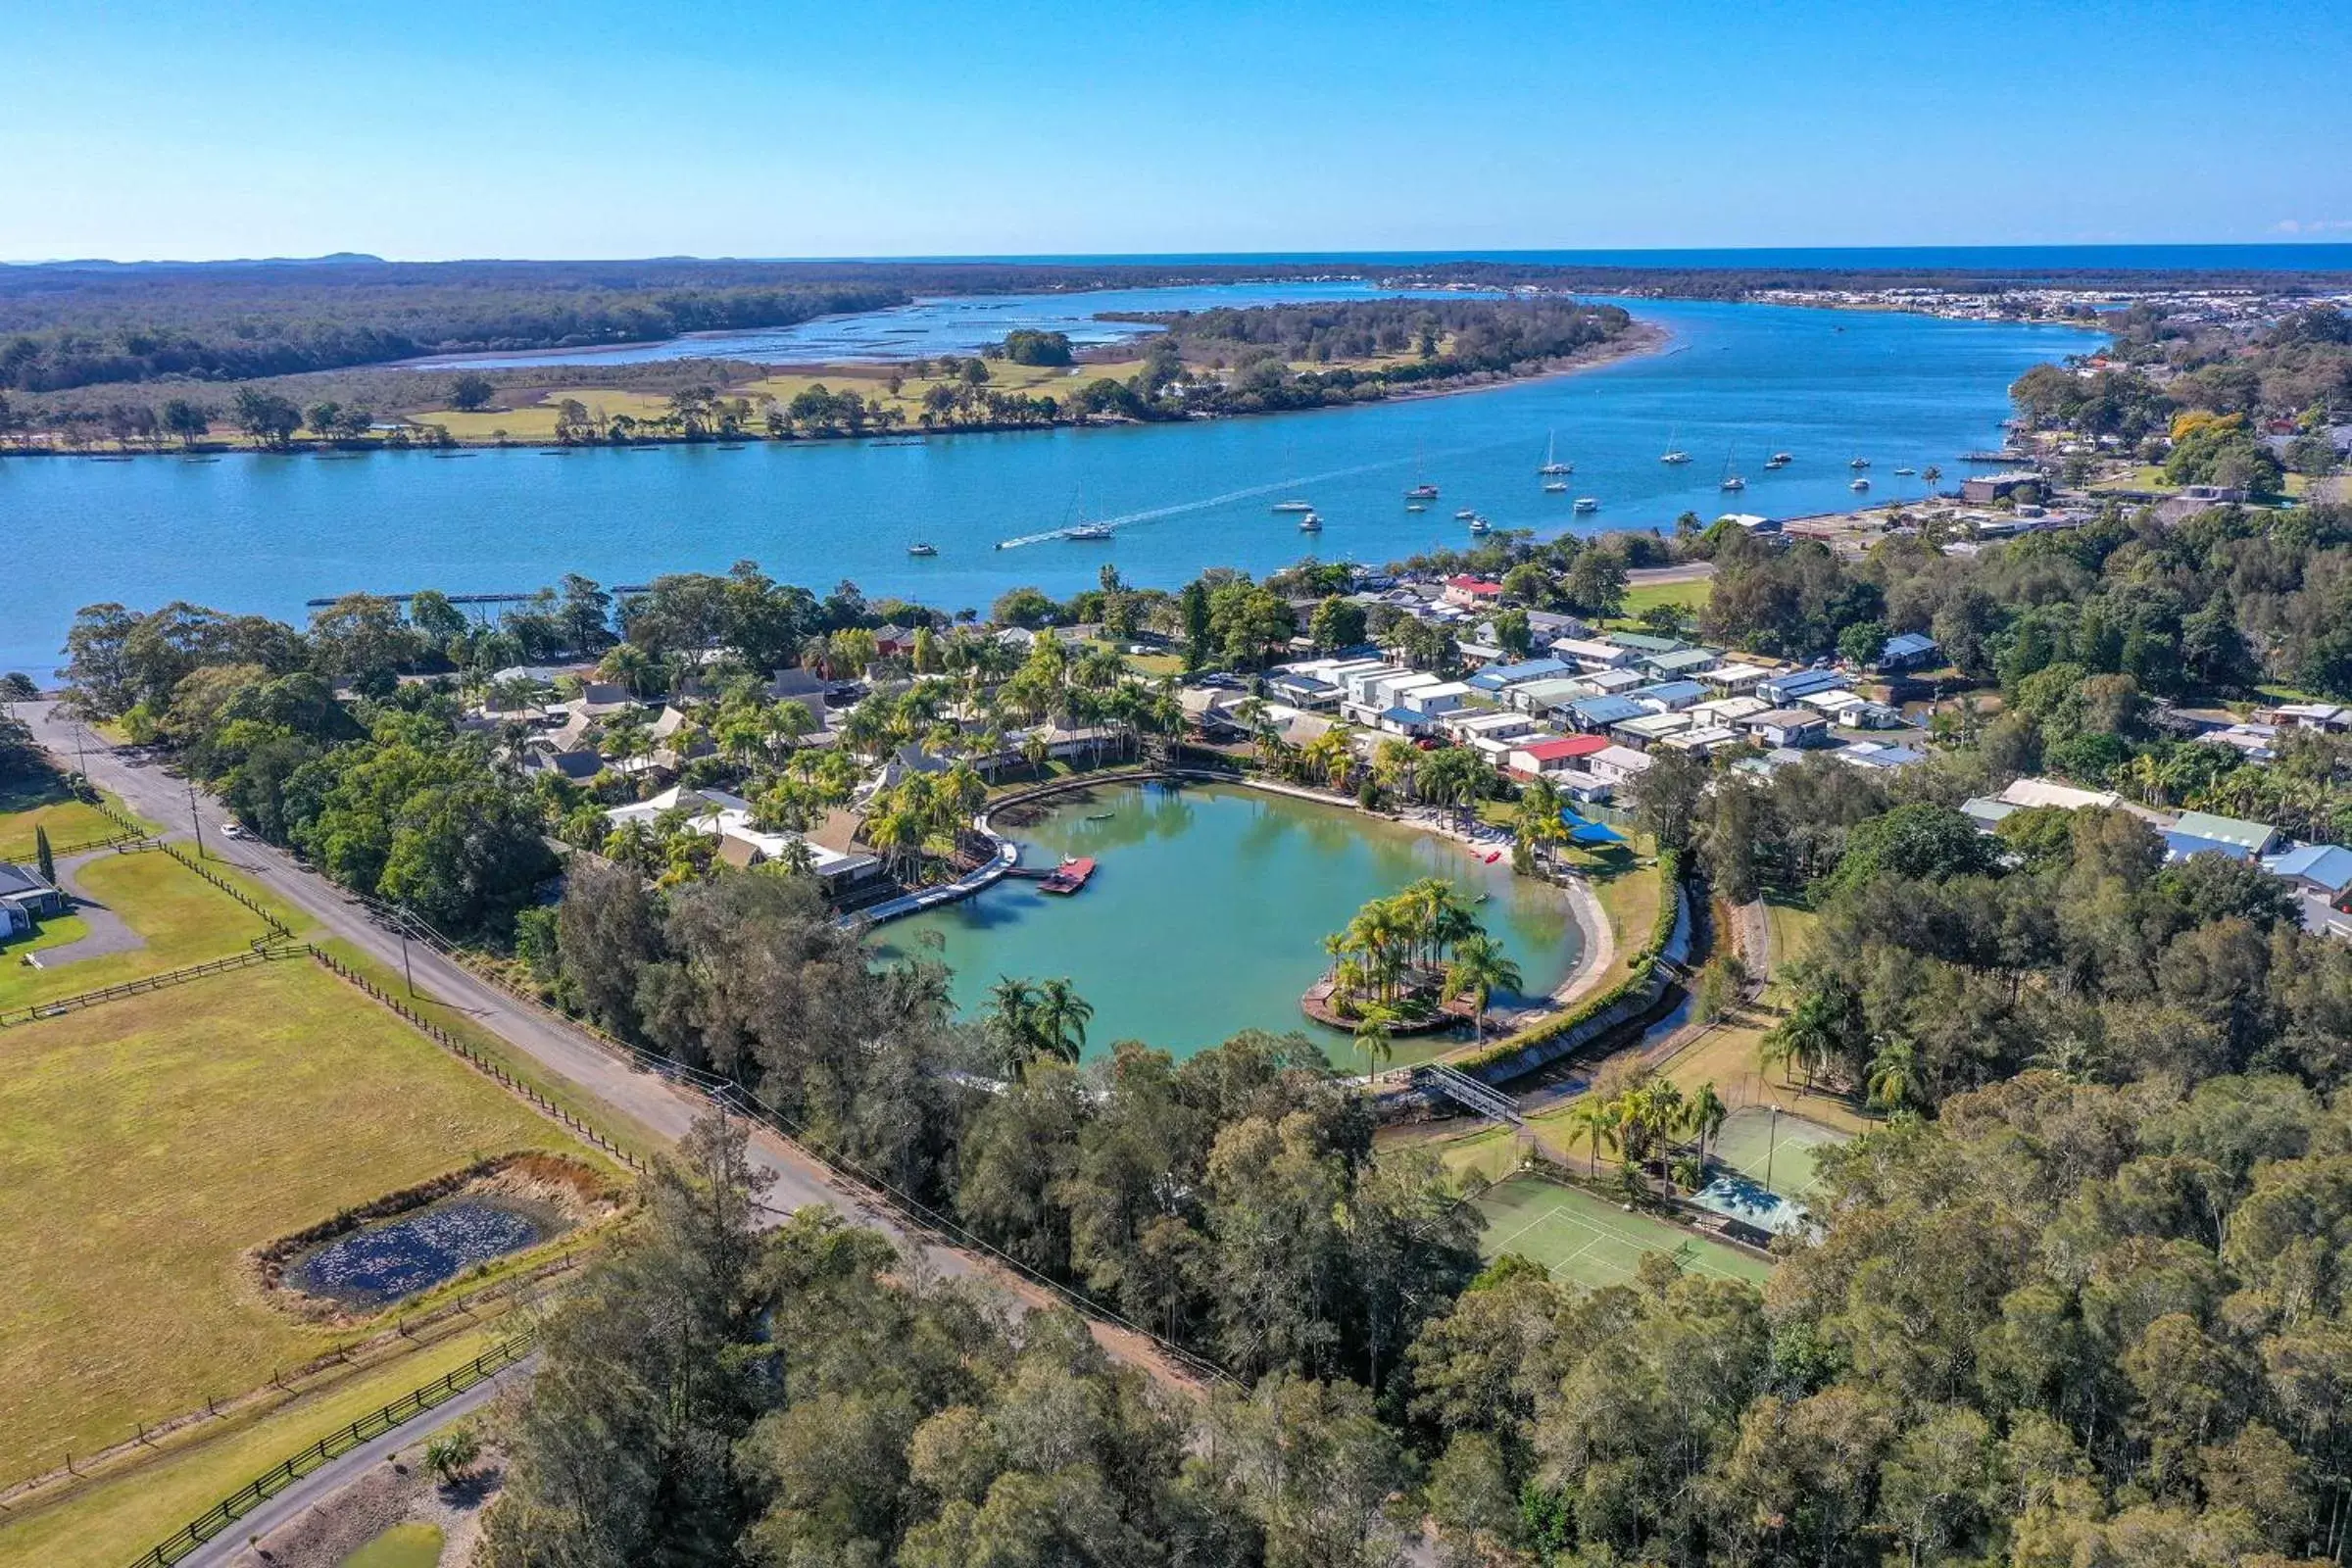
[0, 960, 594, 1483]
[1574, 843, 1664, 957]
[1617, 577, 1713, 619]
[0, 1321, 509, 1568]
[1475, 1173, 1772, 1288]
[1709, 1103, 1847, 1200]
[0, 848, 291, 1009]
[406, 354, 1152, 440]
[0, 776, 129, 861]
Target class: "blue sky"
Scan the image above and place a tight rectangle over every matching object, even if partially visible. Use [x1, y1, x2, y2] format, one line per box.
[5, 0, 2348, 261]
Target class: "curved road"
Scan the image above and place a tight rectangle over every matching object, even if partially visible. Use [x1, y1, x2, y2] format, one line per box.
[185, 1358, 534, 1568]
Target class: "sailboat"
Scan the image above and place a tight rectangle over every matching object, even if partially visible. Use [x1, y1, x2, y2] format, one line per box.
[1538, 430, 1571, 476]
[1719, 449, 1746, 492]
[1660, 428, 1692, 465]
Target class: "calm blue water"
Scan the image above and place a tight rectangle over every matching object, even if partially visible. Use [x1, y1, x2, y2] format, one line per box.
[406, 280, 1504, 368]
[848, 244, 2352, 272]
[0, 296, 2099, 676]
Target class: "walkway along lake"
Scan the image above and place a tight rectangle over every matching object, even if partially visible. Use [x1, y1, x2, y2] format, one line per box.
[867, 780, 1583, 1061]
[0, 295, 2098, 675]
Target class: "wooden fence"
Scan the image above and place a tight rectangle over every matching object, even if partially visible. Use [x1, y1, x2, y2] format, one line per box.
[306, 948, 643, 1174]
[374, 901, 1234, 1390]
[122, 1331, 534, 1567]
[0, 944, 306, 1028]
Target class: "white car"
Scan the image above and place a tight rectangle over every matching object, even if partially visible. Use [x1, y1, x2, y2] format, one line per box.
[219, 821, 245, 840]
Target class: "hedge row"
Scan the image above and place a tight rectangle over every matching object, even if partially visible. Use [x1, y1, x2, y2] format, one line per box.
[1450, 848, 1686, 1074]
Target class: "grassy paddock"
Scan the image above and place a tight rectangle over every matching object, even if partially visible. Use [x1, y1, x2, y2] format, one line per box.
[0, 777, 130, 861]
[0, 961, 598, 1483]
[0, 1322, 509, 1568]
[1474, 1172, 1772, 1288]
[0, 849, 287, 1009]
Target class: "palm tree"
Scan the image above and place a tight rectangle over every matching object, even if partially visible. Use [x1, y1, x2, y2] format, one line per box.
[1032, 978, 1093, 1064]
[1865, 1035, 1922, 1111]
[1352, 1015, 1395, 1080]
[1446, 933, 1523, 1040]
[983, 976, 1043, 1071]
[597, 641, 652, 698]
[1921, 464, 1943, 495]
[1687, 1081, 1730, 1176]
[1566, 1099, 1619, 1177]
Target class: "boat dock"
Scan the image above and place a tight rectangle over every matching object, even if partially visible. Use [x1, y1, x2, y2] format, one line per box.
[1037, 857, 1097, 895]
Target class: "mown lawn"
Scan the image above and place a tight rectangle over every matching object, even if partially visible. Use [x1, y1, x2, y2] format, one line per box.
[0, 1321, 508, 1568]
[0, 960, 592, 1483]
[1616, 577, 1713, 618]
[0, 777, 132, 862]
[1570, 844, 1663, 959]
[0, 849, 291, 1010]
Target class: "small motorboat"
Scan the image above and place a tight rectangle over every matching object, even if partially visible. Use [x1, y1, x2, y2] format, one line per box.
[1405, 499, 1430, 513]
[1544, 478, 1570, 494]
[1272, 500, 1314, 514]
[1894, 466, 1917, 476]
[1298, 512, 1323, 532]
[1765, 452, 1792, 469]
[1086, 812, 1114, 821]
[1850, 477, 1872, 492]
[1468, 516, 1492, 535]
[1849, 457, 1872, 469]
[906, 543, 938, 557]
[1455, 507, 1478, 520]
[1574, 497, 1600, 514]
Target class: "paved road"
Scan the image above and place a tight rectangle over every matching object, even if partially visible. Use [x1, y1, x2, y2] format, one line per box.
[185, 1357, 533, 1568]
[25, 704, 947, 1267]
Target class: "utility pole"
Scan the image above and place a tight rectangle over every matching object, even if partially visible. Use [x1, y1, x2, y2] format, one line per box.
[398, 907, 416, 997]
[186, 781, 203, 859]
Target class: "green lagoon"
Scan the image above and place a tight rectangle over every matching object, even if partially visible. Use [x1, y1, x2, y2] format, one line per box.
[871, 780, 1583, 1060]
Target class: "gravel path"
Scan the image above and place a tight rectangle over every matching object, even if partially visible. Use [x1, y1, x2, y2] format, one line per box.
[20, 847, 148, 967]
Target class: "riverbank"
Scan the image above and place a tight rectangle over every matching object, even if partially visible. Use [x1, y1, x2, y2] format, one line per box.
[0, 319, 1668, 461]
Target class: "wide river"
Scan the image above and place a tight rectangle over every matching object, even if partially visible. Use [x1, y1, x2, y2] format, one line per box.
[0, 292, 2099, 675]
[867, 779, 1582, 1061]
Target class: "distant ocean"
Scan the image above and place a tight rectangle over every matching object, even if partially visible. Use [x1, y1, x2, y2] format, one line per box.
[854, 245, 2352, 275]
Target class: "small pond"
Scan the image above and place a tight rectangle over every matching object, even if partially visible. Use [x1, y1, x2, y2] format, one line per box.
[289, 1197, 559, 1308]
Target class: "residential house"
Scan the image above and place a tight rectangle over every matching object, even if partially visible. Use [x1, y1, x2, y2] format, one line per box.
[2264, 844, 2352, 906]
[1961, 470, 2042, 504]
[1566, 694, 1651, 733]
[1834, 741, 1930, 770]
[1876, 632, 1940, 672]
[1506, 734, 1611, 778]
[1659, 724, 1742, 756]
[1587, 744, 1656, 786]
[1509, 677, 1600, 717]
[1701, 662, 1774, 695]
[1740, 709, 1831, 749]
[1642, 648, 1721, 681]
[1612, 710, 1694, 750]
[1626, 680, 1709, 713]
[767, 667, 830, 706]
[0, 862, 66, 937]
[1756, 667, 1850, 707]
[1396, 680, 1473, 716]
[1998, 776, 2124, 812]
[1469, 657, 1572, 694]
[2171, 809, 2282, 857]
[1550, 637, 1640, 672]
[1523, 610, 1589, 644]
[1445, 710, 1538, 746]
[1442, 575, 1505, 611]
[2263, 703, 2349, 732]
[1690, 695, 1769, 726]
[1606, 631, 1688, 658]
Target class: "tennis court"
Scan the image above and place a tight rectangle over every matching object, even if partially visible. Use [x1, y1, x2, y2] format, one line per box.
[1474, 1174, 1774, 1288]
[1709, 1104, 1847, 1200]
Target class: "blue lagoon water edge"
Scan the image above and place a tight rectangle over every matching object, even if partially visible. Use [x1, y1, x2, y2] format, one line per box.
[0, 296, 2100, 675]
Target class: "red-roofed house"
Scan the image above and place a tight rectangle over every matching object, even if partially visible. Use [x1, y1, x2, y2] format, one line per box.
[1443, 575, 1505, 610]
[1506, 734, 1610, 777]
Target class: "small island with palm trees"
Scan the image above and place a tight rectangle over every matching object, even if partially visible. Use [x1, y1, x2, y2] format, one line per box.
[1306, 876, 1525, 1061]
